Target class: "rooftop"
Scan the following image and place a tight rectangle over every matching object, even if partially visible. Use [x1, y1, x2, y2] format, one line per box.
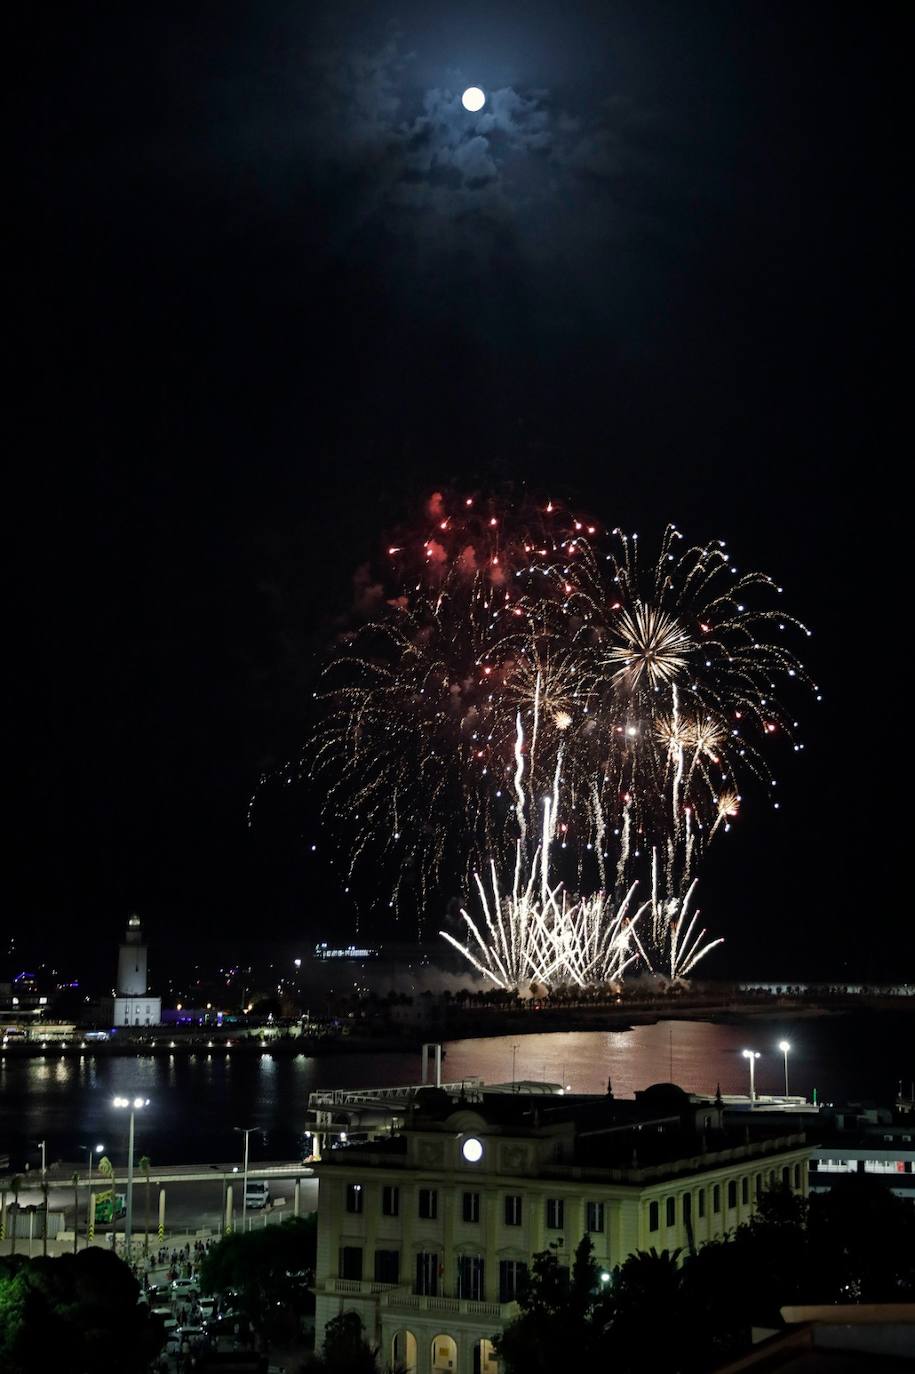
[316, 1082, 810, 1184]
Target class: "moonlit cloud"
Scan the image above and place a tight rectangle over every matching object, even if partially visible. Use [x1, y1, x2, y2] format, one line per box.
[297, 38, 656, 267]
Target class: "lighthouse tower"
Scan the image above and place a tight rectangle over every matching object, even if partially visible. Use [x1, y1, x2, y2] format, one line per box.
[117, 913, 148, 995]
[104, 913, 162, 1029]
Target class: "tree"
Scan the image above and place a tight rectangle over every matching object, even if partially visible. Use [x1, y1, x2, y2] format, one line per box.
[497, 1235, 602, 1374]
[311, 1310, 379, 1374]
[597, 1248, 691, 1373]
[137, 1156, 151, 1256]
[199, 1215, 316, 1346]
[0, 1249, 164, 1374]
[808, 1173, 915, 1301]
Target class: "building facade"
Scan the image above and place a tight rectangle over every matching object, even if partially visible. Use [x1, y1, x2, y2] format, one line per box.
[313, 1084, 812, 1374]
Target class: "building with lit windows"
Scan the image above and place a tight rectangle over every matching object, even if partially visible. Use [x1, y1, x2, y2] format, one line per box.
[313, 1082, 812, 1374]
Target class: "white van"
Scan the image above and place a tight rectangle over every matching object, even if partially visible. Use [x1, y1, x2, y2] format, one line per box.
[245, 1179, 270, 1209]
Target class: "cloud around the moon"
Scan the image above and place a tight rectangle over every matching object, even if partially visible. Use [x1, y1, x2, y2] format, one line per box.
[291, 38, 667, 272]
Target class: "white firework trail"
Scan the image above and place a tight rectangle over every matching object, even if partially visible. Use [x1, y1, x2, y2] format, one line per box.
[616, 796, 632, 888]
[441, 719, 723, 993]
[650, 876, 724, 985]
[440, 836, 651, 992]
[513, 711, 527, 849]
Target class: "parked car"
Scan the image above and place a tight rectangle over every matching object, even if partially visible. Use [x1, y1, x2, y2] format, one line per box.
[176, 1324, 206, 1348]
[198, 1296, 218, 1320]
[171, 1277, 200, 1296]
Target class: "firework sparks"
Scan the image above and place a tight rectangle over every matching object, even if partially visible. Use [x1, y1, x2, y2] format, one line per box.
[658, 880, 725, 986]
[606, 603, 693, 689]
[440, 830, 650, 993]
[290, 492, 813, 931]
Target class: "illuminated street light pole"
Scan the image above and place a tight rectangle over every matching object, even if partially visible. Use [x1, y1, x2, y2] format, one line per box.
[82, 1142, 105, 1190]
[234, 1126, 256, 1233]
[742, 1050, 760, 1106]
[81, 1143, 104, 1241]
[29, 1140, 47, 1256]
[113, 1097, 149, 1262]
[778, 1040, 791, 1097]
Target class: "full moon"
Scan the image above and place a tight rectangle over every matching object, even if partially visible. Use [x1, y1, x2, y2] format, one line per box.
[461, 87, 486, 112]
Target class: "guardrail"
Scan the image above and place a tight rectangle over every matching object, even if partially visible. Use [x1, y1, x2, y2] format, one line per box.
[380, 1292, 505, 1318]
[310, 1080, 482, 1107]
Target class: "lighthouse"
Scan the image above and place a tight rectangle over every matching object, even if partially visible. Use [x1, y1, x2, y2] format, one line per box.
[104, 914, 162, 1028]
[117, 913, 148, 995]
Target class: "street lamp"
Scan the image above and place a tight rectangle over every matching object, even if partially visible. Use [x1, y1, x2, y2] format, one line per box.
[28, 1139, 48, 1256]
[113, 1096, 149, 1262]
[778, 1040, 791, 1097]
[82, 1142, 105, 1186]
[742, 1050, 760, 1106]
[233, 1126, 257, 1234]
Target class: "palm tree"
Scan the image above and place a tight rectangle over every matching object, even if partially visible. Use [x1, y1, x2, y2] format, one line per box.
[96, 1154, 115, 1247]
[8, 1175, 23, 1256]
[138, 1155, 152, 1257]
[72, 1172, 80, 1254]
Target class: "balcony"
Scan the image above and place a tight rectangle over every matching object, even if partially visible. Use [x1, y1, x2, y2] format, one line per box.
[323, 1278, 402, 1297]
[380, 1290, 514, 1320]
[320, 1278, 517, 1321]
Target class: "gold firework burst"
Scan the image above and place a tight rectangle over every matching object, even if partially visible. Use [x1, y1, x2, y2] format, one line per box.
[687, 717, 726, 759]
[655, 714, 691, 756]
[606, 603, 693, 689]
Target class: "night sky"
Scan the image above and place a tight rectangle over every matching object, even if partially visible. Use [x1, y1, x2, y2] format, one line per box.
[11, 2, 910, 979]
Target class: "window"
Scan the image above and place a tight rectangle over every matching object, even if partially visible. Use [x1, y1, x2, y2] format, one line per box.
[782, 1166, 790, 1187]
[698, 1189, 705, 1219]
[382, 1185, 399, 1217]
[713, 1184, 721, 1214]
[418, 1188, 438, 1220]
[457, 1254, 485, 1301]
[499, 1259, 528, 1303]
[727, 1180, 737, 1209]
[546, 1198, 564, 1230]
[665, 1196, 675, 1227]
[346, 1183, 364, 1215]
[374, 1249, 399, 1285]
[340, 1246, 363, 1280]
[415, 1251, 439, 1296]
[793, 1163, 801, 1189]
[586, 1201, 605, 1233]
[649, 1200, 659, 1232]
[504, 1194, 522, 1226]
[462, 1191, 480, 1224]
[756, 1174, 763, 1199]
[741, 1176, 749, 1206]
[683, 1192, 692, 1224]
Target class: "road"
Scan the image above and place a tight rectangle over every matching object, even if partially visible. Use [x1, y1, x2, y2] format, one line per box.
[1, 1163, 318, 1243]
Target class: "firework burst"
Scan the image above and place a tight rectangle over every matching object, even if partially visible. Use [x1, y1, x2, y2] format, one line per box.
[291, 492, 813, 932]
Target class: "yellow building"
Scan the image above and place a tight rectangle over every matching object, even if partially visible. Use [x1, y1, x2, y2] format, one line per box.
[313, 1083, 811, 1374]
